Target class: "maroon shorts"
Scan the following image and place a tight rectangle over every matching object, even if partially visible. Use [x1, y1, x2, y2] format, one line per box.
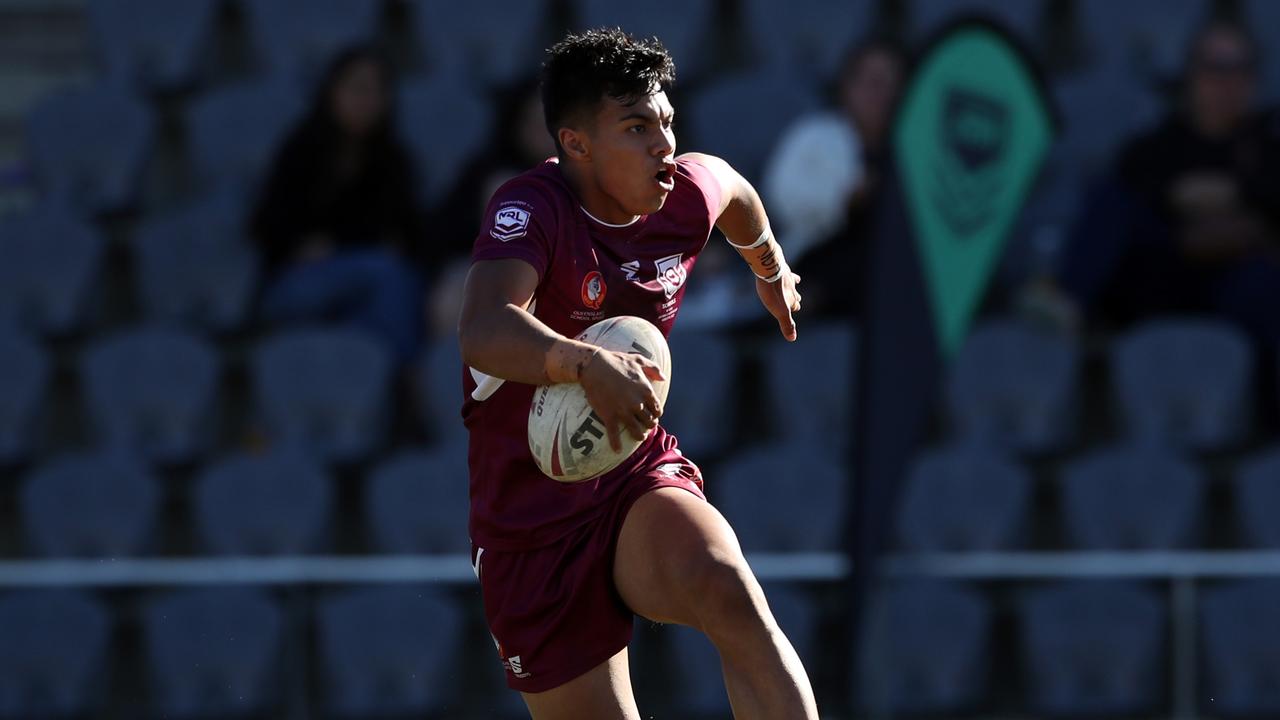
[472, 462, 705, 693]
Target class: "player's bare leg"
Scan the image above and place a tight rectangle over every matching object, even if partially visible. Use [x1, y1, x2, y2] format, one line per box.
[520, 647, 641, 720]
[615, 487, 819, 719]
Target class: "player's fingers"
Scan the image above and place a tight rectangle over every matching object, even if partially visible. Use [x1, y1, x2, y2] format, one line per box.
[621, 411, 649, 441]
[635, 355, 666, 383]
[777, 304, 797, 342]
[602, 411, 623, 452]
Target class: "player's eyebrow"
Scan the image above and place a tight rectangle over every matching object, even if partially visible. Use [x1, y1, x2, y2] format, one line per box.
[618, 109, 675, 123]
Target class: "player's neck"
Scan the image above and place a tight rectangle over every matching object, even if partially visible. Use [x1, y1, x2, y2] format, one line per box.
[558, 162, 641, 226]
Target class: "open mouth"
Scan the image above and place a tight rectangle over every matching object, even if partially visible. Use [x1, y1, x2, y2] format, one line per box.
[654, 167, 675, 191]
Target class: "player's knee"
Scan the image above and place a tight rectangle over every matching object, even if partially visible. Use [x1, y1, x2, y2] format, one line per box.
[686, 554, 766, 635]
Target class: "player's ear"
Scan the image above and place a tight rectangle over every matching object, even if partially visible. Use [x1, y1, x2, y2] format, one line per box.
[559, 126, 590, 161]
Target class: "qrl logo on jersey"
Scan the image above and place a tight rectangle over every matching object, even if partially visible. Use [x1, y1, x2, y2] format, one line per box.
[581, 271, 606, 309]
[655, 253, 686, 298]
[491, 205, 530, 242]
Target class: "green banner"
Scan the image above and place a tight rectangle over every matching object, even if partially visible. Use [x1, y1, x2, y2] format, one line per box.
[894, 25, 1054, 357]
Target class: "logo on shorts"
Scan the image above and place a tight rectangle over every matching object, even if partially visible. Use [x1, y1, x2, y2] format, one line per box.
[505, 654, 530, 678]
[581, 270, 607, 310]
[655, 253, 686, 298]
[491, 204, 531, 242]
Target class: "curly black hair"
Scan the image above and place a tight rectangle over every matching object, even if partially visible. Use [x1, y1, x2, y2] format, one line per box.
[540, 28, 676, 155]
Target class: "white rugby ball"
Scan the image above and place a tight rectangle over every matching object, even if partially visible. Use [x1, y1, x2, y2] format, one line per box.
[529, 316, 671, 483]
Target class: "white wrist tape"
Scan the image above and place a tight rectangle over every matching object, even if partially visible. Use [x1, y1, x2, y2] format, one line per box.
[726, 227, 772, 250]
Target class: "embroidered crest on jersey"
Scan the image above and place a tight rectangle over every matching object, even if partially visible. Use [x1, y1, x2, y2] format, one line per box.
[621, 260, 640, 282]
[491, 204, 531, 242]
[581, 271, 606, 310]
[655, 253, 687, 298]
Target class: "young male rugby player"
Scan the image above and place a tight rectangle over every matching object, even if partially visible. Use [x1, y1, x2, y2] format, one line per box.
[458, 28, 817, 719]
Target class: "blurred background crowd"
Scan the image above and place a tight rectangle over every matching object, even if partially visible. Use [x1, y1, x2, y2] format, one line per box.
[1, 0, 1280, 718]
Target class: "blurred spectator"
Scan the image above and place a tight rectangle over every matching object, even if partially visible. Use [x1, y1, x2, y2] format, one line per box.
[251, 46, 427, 365]
[761, 37, 908, 320]
[1052, 20, 1280, 343]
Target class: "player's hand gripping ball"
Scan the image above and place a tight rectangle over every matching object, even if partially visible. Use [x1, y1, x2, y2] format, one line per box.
[529, 316, 671, 482]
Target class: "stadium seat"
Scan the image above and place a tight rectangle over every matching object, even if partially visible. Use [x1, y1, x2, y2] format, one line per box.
[1049, 70, 1163, 183]
[741, 0, 874, 80]
[86, 0, 218, 91]
[667, 584, 817, 715]
[416, 333, 467, 447]
[1232, 446, 1280, 548]
[318, 586, 462, 716]
[81, 327, 220, 465]
[861, 580, 990, 715]
[714, 443, 846, 552]
[762, 322, 856, 450]
[1060, 445, 1205, 550]
[143, 588, 283, 719]
[20, 451, 159, 557]
[0, 590, 110, 718]
[1111, 319, 1253, 451]
[910, 0, 1046, 47]
[1017, 581, 1166, 716]
[185, 79, 304, 194]
[1245, 0, 1280, 101]
[570, 0, 716, 80]
[660, 328, 736, 458]
[895, 445, 1033, 552]
[366, 448, 470, 554]
[1076, 0, 1207, 81]
[0, 203, 104, 336]
[195, 449, 333, 555]
[946, 319, 1079, 454]
[0, 328, 49, 464]
[240, 0, 381, 85]
[251, 328, 393, 463]
[687, 66, 820, 183]
[24, 83, 154, 213]
[397, 73, 493, 207]
[130, 192, 259, 332]
[406, 0, 549, 87]
[1201, 579, 1280, 716]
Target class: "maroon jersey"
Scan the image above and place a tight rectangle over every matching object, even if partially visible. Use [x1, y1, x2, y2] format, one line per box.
[464, 155, 724, 551]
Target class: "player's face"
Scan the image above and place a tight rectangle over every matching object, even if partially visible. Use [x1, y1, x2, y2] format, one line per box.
[588, 90, 678, 217]
[330, 58, 387, 138]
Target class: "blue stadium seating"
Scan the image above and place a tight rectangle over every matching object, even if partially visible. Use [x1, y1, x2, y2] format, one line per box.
[946, 319, 1079, 454]
[406, 0, 549, 87]
[895, 445, 1033, 552]
[397, 73, 493, 207]
[240, 0, 381, 85]
[366, 448, 470, 554]
[0, 327, 48, 464]
[130, 191, 259, 332]
[318, 586, 462, 716]
[861, 580, 990, 715]
[1060, 445, 1205, 549]
[1076, 0, 1207, 81]
[416, 334, 467, 447]
[661, 328, 736, 459]
[86, 0, 218, 91]
[143, 588, 283, 718]
[741, 0, 873, 80]
[910, 0, 1045, 46]
[1017, 581, 1166, 716]
[24, 83, 154, 213]
[1049, 70, 1163, 182]
[1201, 579, 1280, 716]
[1111, 319, 1253, 452]
[0, 203, 105, 336]
[688, 66, 820, 183]
[714, 443, 846, 552]
[0, 590, 110, 718]
[762, 322, 856, 451]
[666, 584, 817, 715]
[571, 0, 716, 80]
[81, 327, 220, 465]
[1245, 0, 1280, 101]
[195, 450, 333, 555]
[1232, 446, 1280, 548]
[252, 328, 393, 463]
[20, 451, 159, 557]
[185, 79, 304, 194]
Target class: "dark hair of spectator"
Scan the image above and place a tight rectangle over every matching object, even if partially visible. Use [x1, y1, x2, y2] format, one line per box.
[540, 28, 676, 155]
[1184, 18, 1259, 78]
[834, 35, 909, 96]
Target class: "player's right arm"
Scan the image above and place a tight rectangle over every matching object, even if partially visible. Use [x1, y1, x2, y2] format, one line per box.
[458, 258, 665, 451]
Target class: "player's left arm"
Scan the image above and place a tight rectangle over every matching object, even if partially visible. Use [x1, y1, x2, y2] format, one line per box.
[681, 152, 802, 342]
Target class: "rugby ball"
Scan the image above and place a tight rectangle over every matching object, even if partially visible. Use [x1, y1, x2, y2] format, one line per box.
[529, 316, 671, 483]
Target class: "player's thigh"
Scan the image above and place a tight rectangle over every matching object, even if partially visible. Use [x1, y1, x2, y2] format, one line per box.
[614, 485, 764, 629]
[521, 646, 640, 720]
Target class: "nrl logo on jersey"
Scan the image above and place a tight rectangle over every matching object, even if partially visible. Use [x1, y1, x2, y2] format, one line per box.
[491, 203, 531, 242]
[655, 253, 686, 298]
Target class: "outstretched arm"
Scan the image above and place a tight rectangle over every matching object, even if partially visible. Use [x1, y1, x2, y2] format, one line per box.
[682, 152, 803, 341]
